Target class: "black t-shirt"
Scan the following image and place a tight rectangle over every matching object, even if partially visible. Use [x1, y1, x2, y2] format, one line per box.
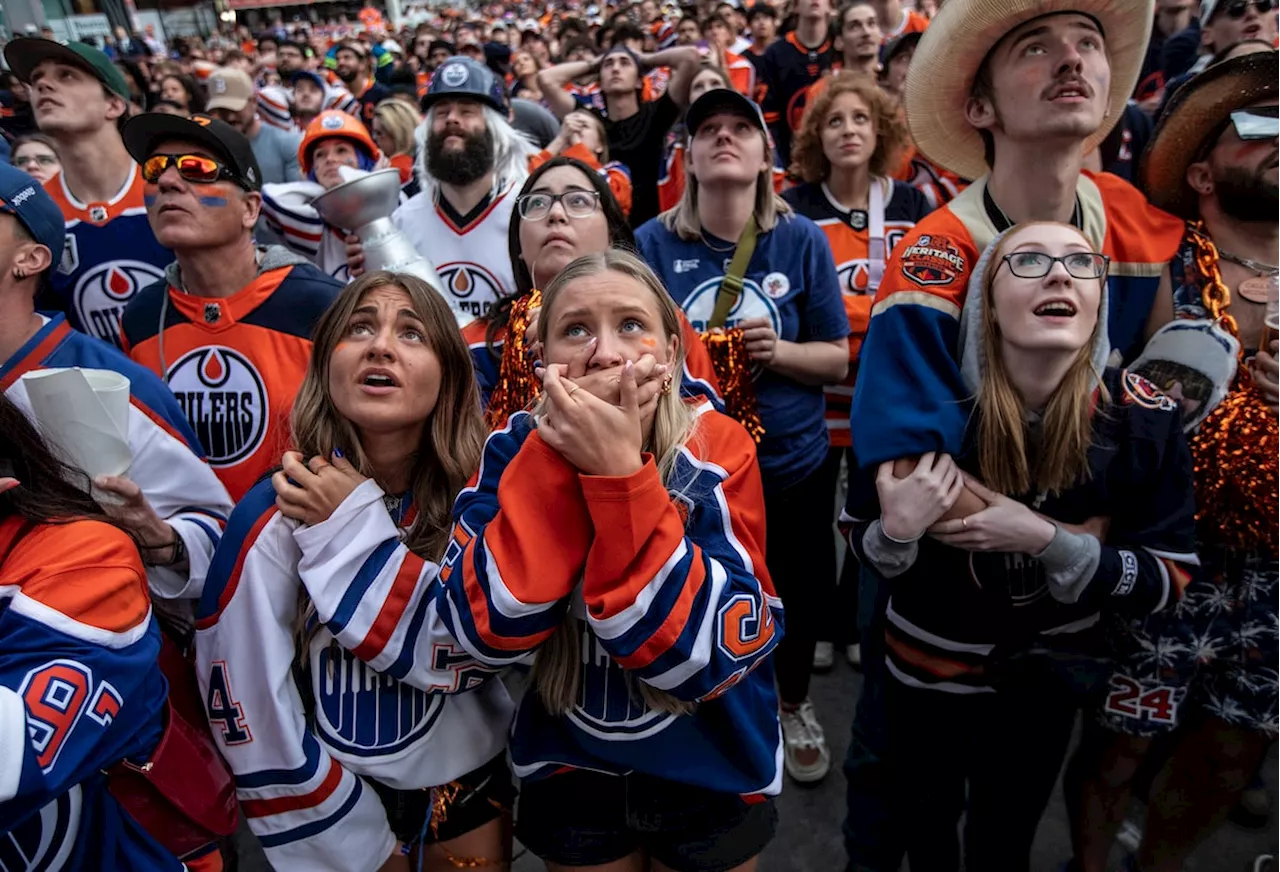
[589, 93, 681, 226]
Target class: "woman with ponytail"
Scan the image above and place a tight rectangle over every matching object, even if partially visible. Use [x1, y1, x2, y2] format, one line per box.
[441, 249, 783, 872]
[842, 221, 1200, 870]
[196, 272, 515, 872]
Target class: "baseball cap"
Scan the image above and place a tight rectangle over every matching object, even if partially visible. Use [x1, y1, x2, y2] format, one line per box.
[4, 37, 130, 101]
[685, 87, 768, 138]
[0, 162, 65, 269]
[422, 56, 507, 113]
[290, 69, 327, 91]
[882, 30, 923, 67]
[205, 67, 255, 113]
[121, 113, 263, 192]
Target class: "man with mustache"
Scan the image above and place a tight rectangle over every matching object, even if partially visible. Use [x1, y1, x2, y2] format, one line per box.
[1068, 47, 1279, 872]
[842, 1, 1184, 870]
[350, 57, 534, 325]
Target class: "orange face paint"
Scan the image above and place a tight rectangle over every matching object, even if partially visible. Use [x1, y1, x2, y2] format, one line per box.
[640, 336, 658, 348]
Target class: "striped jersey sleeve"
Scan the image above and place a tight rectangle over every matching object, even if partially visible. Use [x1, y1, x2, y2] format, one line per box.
[578, 407, 781, 701]
[438, 413, 592, 664]
[260, 183, 326, 260]
[288, 479, 503, 691]
[194, 482, 395, 869]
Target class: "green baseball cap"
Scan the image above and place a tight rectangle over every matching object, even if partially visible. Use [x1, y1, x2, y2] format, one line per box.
[3, 38, 131, 101]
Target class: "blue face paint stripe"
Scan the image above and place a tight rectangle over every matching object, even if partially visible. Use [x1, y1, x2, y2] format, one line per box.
[144, 194, 157, 206]
[199, 196, 230, 207]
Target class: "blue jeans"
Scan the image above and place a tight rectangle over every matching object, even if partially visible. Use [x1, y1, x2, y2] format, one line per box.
[842, 566, 905, 872]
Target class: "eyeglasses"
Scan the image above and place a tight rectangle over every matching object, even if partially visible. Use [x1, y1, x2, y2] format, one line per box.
[516, 189, 601, 220]
[13, 154, 58, 168]
[1000, 251, 1110, 279]
[141, 153, 240, 186]
[1229, 106, 1280, 140]
[1219, 0, 1272, 18]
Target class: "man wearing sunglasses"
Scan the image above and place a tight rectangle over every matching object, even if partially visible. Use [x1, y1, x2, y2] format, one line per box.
[1067, 48, 1279, 872]
[1201, 0, 1277, 56]
[2, 38, 171, 350]
[116, 113, 342, 502]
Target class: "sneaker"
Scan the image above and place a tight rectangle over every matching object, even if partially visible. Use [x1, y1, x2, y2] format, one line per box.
[780, 699, 831, 783]
[846, 643, 862, 668]
[812, 641, 834, 671]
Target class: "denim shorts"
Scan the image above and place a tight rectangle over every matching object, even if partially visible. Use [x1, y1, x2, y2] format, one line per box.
[369, 753, 515, 846]
[515, 768, 777, 871]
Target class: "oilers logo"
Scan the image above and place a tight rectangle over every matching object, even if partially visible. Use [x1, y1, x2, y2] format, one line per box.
[312, 639, 445, 758]
[436, 261, 504, 320]
[0, 787, 79, 871]
[968, 550, 1051, 608]
[73, 260, 165, 347]
[567, 624, 677, 741]
[166, 346, 268, 467]
[681, 275, 783, 337]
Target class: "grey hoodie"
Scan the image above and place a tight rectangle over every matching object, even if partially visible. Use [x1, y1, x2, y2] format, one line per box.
[163, 243, 313, 292]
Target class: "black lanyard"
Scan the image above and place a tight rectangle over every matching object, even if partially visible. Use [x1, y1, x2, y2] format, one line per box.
[983, 184, 1083, 233]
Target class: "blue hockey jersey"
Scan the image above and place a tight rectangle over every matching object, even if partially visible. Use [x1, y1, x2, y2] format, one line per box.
[635, 213, 849, 491]
[0, 517, 179, 871]
[1, 314, 233, 603]
[45, 165, 171, 349]
[439, 406, 785, 797]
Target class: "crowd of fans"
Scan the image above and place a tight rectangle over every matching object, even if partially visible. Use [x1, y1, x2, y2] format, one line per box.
[0, 0, 1276, 870]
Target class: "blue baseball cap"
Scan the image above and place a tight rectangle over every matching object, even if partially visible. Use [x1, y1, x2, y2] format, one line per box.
[0, 163, 64, 269]
[421, 56, 507, 114]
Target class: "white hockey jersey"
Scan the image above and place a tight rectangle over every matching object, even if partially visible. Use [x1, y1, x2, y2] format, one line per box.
[194, 478, 513, 870]
[392, 181, 519, 324]
[260, 181, 352, 282]
[2, 313, 233, 603]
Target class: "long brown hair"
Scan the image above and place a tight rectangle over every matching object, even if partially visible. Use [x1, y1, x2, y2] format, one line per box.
[789, 72, 909, 183]
[529, 249, 699, 716]
[976, 222, 1108, 497]
[291, 270, 486, 560]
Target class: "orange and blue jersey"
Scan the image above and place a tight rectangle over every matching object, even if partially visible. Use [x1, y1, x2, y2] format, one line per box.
[758, 32, 834, 165]
[892, 145, 968, 210]
[2, 313, 233, 602]
[0, 516, 178, 870]
[783, 179, 934, 448]
[120, 254, 342, 501]
[849, 170, 1184, 468]
[194, 479, 511, 869]
[881, 8, 929, 42]
[438, 405, 784, 796]
[44, 164, 171, 348]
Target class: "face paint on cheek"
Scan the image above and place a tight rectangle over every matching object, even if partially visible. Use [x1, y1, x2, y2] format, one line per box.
[199, 196, 230, 208]
[144, 194, 157, 207]
[640, 336, 658, 348]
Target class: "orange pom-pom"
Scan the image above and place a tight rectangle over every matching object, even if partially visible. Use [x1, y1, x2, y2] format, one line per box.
[700, 327, 765, 442]
[1189, 369, 1279, 556]
[485, 288, 543, 429]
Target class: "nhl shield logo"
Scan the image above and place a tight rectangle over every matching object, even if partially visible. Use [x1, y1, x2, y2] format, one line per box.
[58, 233, 79, 276]
[165, 346, 268, 466]
[204, 303, 222, 324]
[89, 205, 108, 224]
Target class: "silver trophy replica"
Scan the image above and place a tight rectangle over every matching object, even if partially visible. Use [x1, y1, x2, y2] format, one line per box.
[311, 167, 468, 326]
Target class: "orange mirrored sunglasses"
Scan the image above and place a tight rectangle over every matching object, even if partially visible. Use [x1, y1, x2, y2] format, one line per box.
[141, 153, 240, 186]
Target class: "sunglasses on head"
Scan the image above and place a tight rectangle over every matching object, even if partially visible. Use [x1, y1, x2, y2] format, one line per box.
[141, 153, 241, 186]
[1219, 0, 1273, 18]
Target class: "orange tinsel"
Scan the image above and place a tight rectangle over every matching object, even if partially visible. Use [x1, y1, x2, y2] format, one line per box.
[1189, 367, 1279, 556]
[1183, 221, 1279, 556]
[700, 327, 765, 441]
[484, 287, 542, 429]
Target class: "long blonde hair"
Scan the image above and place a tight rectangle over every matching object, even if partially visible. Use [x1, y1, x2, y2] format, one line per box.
[530, 249, 699, 716]
[976, 223, 1108, 497]
[373, 98, 421, 157]
[291, 271, 486, 560]
[658, 108, 792, 241]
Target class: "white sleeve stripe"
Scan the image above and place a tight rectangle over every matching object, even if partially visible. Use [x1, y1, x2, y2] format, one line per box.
[886, 603, 996, 655]
[0, 587, 151, 648]
[1150, 556, 1171, 614]
[481, 538, 562, 620]
[0, 687, 26, 802]
[589, 541, 688, 640]
[1142, 546, 1200, 566]
[636, 559, 727, 690]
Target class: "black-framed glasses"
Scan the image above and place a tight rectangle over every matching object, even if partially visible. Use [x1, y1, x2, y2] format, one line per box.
[1220, 0, 1272, 18]
[516, 189, 601, 220]
[141, 153, 240, 186]
[1229, 106, 1280, 140]
[13, 154, 57, 168]
[1000, 251, 1110, 279]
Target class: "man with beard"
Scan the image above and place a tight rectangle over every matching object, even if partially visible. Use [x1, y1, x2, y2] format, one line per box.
[276, 39, 308, 78]
[1066, 47, 1279, 872]
[835, 1, 883, 77]
[333, 40, 390, 126]
[351, 57, 533, 323]
[538, 43, 701, 225]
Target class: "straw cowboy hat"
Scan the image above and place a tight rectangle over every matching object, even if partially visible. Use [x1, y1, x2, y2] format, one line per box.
[1140, 49, 1278, 219]
[904, 0, 1153, 181]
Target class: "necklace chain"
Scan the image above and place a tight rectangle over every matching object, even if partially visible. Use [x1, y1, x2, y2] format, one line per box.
[699, 228, 737, 253]
[1216, 247, 1279, 275]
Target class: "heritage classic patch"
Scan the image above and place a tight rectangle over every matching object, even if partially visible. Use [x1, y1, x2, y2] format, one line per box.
[899, 234, 966, 287]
